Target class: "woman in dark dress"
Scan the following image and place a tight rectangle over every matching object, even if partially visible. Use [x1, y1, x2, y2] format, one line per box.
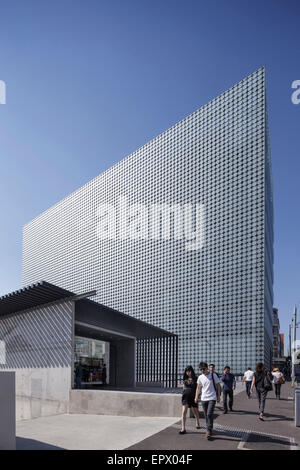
[250, 362, 272, 421]
[179, 366, 200, 434]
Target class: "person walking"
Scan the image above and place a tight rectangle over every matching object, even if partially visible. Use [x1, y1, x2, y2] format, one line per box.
[179, 366, 200, 434]
[221, 366, 236, 413]
[75, 361, 83, 389]
[250, 363, 273, 421]
[195, 362, 221, 440]
[272, 368, 285, 399]
[242, 367, 254, 399]
[102, 364, 107, 385]
[209, 363, 219, 378]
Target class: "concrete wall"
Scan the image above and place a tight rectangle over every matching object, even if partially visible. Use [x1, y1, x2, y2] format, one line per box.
[0, 372, 16, 450]
[69, 385, 246, 418]
[0, 300, 73, 421]
[3, 366, 71, 421]
[69, 389, 181, 417]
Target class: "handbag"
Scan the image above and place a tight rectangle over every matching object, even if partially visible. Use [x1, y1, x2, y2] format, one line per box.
[263, 371, 273, 391]
[276, 375, 285, 385]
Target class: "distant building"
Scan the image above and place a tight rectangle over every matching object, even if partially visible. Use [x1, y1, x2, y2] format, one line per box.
[273, 308, 280, 358]
[279, 333, 284, 357]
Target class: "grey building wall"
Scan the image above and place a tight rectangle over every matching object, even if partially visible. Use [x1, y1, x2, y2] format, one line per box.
[22, 67, 273, 374]
[0, 300, 73, 420]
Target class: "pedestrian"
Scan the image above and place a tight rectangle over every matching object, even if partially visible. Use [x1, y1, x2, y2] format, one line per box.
[179, 366, 201, 434]
[75, 361, 83, 389]
[242, 367, 254, 398]
[272, 368, 285, 399]
[209, 363, 220, 378]
[221, 366, 236, 413]
[250, 362, 273, 421]
[102, 364, 107, 385]
[195, 362, 221, 440]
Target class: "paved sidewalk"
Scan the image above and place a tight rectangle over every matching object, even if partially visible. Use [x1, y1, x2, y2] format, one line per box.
[16, 415, 179, 450]
[127, 383, 300, 450]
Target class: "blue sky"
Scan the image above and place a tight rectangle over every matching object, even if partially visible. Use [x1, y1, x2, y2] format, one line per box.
[0, 0, 299, 352]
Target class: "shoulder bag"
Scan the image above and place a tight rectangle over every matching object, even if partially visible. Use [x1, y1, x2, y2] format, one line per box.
[263, 371, 273, 392]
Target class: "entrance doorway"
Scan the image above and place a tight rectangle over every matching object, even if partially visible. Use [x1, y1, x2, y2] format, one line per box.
[74, 336, 109, 388]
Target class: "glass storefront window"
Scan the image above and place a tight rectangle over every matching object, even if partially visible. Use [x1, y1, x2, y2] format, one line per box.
[74, 336, 109, 385]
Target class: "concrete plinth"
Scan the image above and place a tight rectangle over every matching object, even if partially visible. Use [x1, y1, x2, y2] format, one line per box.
[69, 389, 181, 417]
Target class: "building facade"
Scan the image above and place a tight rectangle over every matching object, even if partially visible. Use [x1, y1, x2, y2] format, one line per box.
[273, 307, 280, 359]
[279, 333, 284, 358]
[22, 67, 274, 374]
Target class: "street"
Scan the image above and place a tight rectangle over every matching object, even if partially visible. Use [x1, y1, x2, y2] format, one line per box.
[127, 383, 300, 450]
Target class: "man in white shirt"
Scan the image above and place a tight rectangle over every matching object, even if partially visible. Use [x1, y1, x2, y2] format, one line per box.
[242, 367, 254, 398]
[194, 362, 221, 440]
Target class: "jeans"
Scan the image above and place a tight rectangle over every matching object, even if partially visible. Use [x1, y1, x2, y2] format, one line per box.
[223, 389, 233, 411]
[75, 376, 82, 389]
[245, 381, 251, 397]
[274, 383, 281, 398]
[256, 388, 267, 413]
[201, 400, 216, 432]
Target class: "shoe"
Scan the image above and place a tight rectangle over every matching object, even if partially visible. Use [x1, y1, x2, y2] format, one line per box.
[196, 425, 201, 429]
[206, 431, 212, 440]
[259, 415, 264, 421]
[230, 409, 234, 412]
[223, 410, 228, 414]
[179, 430, 186, 434]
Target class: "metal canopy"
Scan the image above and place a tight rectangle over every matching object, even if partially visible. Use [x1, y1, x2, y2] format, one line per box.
[0, 281, 75, 316]
[75, 297, 176, 340]
[0, 280, 176, 339]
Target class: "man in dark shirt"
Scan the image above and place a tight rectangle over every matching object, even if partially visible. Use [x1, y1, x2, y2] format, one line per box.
[75, 362, 83, 389]
[221, 366, 236, 413]
[102, 364, 107, 385]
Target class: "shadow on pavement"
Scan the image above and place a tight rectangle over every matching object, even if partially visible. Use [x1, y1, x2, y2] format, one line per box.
[262, 413, 294, 422]
[16, 436, 65, 450]
[267, 398, 291, 401]
[242, 432, 292, 450]
[208, 409, 294, 422]
[208, 430, 241, 442]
